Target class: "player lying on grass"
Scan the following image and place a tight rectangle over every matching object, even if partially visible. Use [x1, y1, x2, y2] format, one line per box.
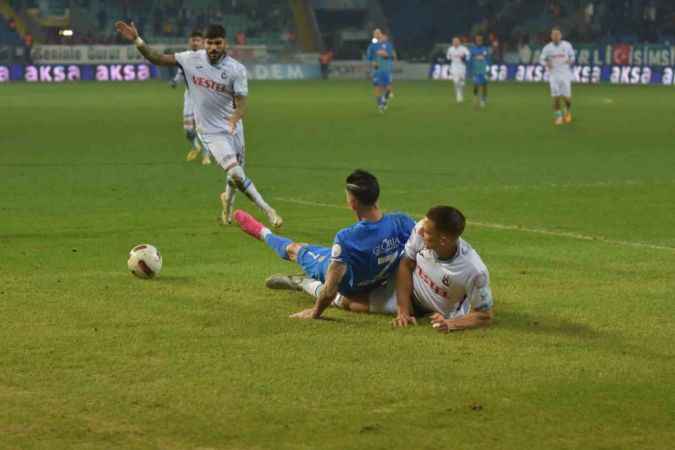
[266, 206, 494, 333]
[115, 21, 282, 228]
[232, 169, 416, 319]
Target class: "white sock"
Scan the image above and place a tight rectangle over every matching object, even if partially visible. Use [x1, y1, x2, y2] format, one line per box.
[300, 278, 322, 298]
[224, 180, 237, 216]
[243, 181, 273, 214]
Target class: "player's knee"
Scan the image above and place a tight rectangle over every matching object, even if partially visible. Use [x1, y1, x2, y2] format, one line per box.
[227, 164, 248, 190]
[286, 243, 305, 261]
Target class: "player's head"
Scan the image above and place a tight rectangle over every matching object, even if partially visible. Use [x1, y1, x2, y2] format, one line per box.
[452, 37, 460, 47]
[551, 27, 562, 44]
[205, 24, 227, 63]
[372, 28, 383, 42]
[345, 169, 380, 210]
[474, 35, 484, 46]
[422, 206, 465, 252]
[381, 32, 389, 42]
[188, 30, 204, 51]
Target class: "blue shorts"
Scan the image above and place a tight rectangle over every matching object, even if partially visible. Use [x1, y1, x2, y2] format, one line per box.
[296, 245, 331, 283]
[372, 71, 392, 87]
[473, 73, 488, 85]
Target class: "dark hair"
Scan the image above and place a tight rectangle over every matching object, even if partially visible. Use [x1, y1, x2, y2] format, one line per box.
[189, 30, 203, 38]
[205, 24, 226, 39]
[426, 206, 465, 237]
[345, 169, 379, 207]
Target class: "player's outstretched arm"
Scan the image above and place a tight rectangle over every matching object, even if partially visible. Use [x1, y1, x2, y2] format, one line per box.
[115, 21, 176, 66]
[290, 261, 346, 320]
[392, 256, 417, 327]
[430, 310, 493, 332]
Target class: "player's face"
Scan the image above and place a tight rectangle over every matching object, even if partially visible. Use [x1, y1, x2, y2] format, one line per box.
[189, 36, 203, 51]
[373, 29, 382, 42]
[205, 37, 227, 63]
[421, 218, 455, 253]
[452, 38, 460, 47]
[551, 29, 562, 43]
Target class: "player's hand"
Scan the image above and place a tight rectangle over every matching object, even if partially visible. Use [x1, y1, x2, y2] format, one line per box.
[227, 117, 238, 135]
[115, 21, 139, 42]
[430, 314, 459, 333]
[392, 312, 417, 328]
[169, 80, 177, 89]
[290, 308, 318, 320]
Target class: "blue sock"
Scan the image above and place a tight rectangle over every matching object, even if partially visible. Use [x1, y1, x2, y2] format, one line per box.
[264, 233, 292, 260]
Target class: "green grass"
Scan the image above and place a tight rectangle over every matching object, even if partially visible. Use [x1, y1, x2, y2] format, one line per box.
[1, 80, 674, 450]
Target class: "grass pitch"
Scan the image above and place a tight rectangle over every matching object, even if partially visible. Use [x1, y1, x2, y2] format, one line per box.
[1, 80, 674, 450]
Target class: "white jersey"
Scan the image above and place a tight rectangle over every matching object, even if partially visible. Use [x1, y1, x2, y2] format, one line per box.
[446, 45, 470, 70]
[404, 220, 493, 318]
[174, 50, 248, 135]
[539, 40, 575, 80]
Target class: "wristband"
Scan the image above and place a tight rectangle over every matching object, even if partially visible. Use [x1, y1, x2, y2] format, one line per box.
[134, 36, 145, 47]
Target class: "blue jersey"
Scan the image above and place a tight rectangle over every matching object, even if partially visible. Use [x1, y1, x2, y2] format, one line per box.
[332, 212, 415, 296]
[469, 45, 490, 76]
[367, 41, 394, 74]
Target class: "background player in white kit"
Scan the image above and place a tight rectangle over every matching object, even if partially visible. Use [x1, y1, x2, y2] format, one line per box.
[170, 30, 211, 165]
[446, 37, 470, 103]
[266, 205, 494, 333]
[115, 21, 282, 227]
[540, 27, 575, 125]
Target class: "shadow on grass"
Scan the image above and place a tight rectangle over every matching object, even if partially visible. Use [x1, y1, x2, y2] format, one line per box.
[494, 309, 600, 338]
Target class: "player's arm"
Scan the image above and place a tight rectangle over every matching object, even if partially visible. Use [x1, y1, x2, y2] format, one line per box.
[170, 67, 184, 88]
[539, 47, 551, 69]
[430, 309, 493, 332]
[290, 261, 347, 319]
[227, 69, 249, 134]
[431, 272, 494, 333]
[567, 43, 576, 65]
[115, 21, 176, 66]
[392, 255, 417, 327]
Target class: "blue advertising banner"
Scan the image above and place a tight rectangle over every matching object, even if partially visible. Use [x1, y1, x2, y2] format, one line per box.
[0, 64, 159, 83]
[430, 63, 675, 86]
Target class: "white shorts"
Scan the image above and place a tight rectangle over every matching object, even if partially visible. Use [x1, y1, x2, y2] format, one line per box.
[549, 77, 572, 98]
[366, 281, 398, 315]
[183, 91, 194, 130]
[450, 67, 466, 83]
[198, 127, 246, 170]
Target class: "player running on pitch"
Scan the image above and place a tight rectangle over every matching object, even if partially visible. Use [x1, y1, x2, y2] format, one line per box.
[232, 169, 416, 319]
[540, 27, 575, 125]
[469, 35, 490, 108]
[446, 37, 470, 103]
[366, 28, 395, 113]
[170, 30, 211, 165]
[115, 21, 282, 227]
[267, 205, 494, 333]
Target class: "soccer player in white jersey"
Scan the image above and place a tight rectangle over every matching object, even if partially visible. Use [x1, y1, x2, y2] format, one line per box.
[115, 21, 282, 227]
[446, 37, 470, 103]
[266, 205, 494, 333]
[540, 27, 575, 125]
[170, 30, 211, 165]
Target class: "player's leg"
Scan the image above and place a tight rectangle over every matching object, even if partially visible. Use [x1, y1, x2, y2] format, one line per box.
[472, 76, 480, 108]
[480, 81, 488, 107]
[550, 80, 564, 125]
[562, 80, 573, 123]
[453, 71, 465, 103]
[183, 94, 201, 162]
[203, 133, 282, 227]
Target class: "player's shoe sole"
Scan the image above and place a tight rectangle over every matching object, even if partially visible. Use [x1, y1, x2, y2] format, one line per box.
[233, 209, 265, 240]
[555, 117, 564, 126]
[265, 274, 304, 291]
[266, 209, 283, 229]
[564, 112, 573, 124]
[186, 148, 200, 161]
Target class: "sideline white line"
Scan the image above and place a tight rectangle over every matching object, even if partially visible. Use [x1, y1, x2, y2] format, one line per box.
[272, 197, 675, 254]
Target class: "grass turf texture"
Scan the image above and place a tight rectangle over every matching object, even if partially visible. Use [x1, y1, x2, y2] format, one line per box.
[1, 80, 674, 450]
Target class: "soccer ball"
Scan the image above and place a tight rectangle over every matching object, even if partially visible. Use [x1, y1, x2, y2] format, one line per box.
[127, 244, 162, 279]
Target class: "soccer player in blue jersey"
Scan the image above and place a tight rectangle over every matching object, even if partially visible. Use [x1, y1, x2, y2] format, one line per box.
[366, 29, 395, 113]
[469, 35, 490, 108]
[233, 169, 416, 319]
